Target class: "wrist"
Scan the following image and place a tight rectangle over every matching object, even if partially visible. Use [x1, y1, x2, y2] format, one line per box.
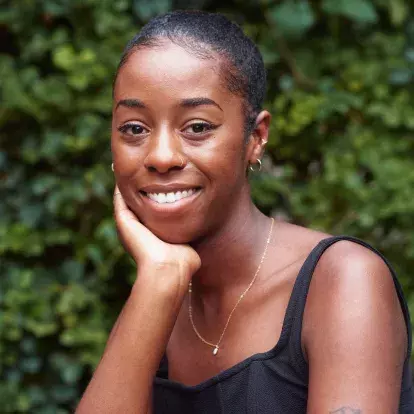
[132, 263, 191, 307]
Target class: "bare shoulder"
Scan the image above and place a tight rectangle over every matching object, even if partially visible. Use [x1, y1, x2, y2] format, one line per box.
[308, 238, 400, 302]
[287, 233, 410, 412]
[303, 237, 407, 363]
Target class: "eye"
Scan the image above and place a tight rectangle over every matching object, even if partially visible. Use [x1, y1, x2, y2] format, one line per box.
[183, 122, 217, 135]
[118, 123, 148, 136]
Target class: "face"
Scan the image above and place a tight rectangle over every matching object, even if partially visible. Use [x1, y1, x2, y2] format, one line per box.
[112, 40, 268, 244]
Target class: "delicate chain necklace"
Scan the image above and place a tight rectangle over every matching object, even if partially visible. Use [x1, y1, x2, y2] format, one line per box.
[188, 218, 274, 356]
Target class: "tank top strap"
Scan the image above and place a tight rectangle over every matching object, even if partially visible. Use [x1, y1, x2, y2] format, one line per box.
[281, 235, 412, 377]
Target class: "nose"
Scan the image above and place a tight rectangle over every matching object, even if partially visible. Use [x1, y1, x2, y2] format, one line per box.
[143, 128, 185, 173]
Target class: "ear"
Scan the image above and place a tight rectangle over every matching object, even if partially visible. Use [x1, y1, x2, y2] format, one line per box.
[246, 110, 271, 167]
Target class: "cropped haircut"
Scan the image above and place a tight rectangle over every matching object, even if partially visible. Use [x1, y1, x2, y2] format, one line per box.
[114, 10, 267, 139]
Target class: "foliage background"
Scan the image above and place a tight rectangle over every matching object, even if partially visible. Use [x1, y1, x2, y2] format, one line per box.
[1, 0, 414, 411]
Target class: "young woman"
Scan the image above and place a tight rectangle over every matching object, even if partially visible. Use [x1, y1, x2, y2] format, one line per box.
[77, 11, 413, 413]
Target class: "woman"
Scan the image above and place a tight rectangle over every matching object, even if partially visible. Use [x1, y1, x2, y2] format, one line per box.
[77, 11, 413, 413]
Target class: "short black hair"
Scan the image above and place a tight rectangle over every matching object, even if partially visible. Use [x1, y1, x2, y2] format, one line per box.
[114, 10, 267, 138]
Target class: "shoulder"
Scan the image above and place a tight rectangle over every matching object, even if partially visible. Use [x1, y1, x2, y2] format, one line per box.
[308, 238, 399, 305]
[299, 237, 409, 411]
[302, 237, 407, 363]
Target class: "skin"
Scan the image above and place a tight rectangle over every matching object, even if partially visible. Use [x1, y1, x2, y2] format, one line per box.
[77, 40, 408, 413]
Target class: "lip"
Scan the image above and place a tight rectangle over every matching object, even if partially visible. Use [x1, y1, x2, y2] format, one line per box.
[139, 187, 202, 215]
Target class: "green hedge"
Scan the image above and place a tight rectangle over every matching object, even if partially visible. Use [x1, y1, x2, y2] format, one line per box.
[1, 1, 413, 412]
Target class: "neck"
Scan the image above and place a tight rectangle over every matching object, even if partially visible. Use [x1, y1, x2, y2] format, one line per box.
[190, 192, 272, 298]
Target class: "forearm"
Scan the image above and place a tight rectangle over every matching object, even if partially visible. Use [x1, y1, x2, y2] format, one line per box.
[76, 267, 186, 414]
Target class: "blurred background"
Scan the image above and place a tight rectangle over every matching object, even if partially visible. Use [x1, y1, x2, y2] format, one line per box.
[1, 0, 414, 412]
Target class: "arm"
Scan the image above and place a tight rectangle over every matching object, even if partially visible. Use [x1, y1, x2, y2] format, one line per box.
[76, 266, 186, 414]
[76, 187, 200, 413]
[303, 241, 407, 413]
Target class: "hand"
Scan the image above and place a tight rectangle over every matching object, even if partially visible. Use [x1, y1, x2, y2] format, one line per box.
[113, 185, 201, 281]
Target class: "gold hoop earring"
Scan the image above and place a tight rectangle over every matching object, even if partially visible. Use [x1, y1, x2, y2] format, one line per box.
[111, 163, 114, 172]
[249, 159, 262, 172]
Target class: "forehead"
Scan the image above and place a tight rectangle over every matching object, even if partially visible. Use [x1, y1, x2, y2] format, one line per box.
[114, 41, 240, 108]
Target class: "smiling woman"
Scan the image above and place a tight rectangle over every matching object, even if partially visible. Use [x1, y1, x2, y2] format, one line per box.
[76, 10, 413, 414]
[110, 18, 268, 244]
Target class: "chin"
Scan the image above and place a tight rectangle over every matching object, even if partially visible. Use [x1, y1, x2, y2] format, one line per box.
[143, 220, 200, 245]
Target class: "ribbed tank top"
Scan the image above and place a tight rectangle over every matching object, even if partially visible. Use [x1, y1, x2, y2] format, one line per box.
[153, 236, 414, 413]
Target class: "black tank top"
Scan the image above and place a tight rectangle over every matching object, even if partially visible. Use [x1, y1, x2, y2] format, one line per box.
[153, 236, 414, 413]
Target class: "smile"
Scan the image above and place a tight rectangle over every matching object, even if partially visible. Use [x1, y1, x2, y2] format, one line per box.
[144, 188, 198, 204]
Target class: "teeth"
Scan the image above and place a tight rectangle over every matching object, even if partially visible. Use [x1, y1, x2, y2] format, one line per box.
[158, 193, 166, 203]
[146, 188, 198, 204]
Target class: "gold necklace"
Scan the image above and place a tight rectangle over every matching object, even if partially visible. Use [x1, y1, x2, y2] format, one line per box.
[188, 217, 274, 356]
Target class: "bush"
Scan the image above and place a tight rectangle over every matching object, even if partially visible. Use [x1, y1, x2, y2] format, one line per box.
[1, 0, 413, 411]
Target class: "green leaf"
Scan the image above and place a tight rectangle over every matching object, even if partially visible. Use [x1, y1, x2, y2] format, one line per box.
[389, 0, 408, 27]
[322, 0, 378, 24]
[20, 356, 42, 373]
[50, 385, 77, 403]
[268, 0, 315, 37]
[27, 386, 47, 405]
[389, 68, 412, 85]
[53, 45, 76, 71]
[133, 0, 172, 21]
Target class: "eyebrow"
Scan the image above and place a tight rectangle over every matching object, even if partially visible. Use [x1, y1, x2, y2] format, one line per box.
[180, 97, 223, 112]
[115, 99, 146, 110]
[115, 97, 223, 112]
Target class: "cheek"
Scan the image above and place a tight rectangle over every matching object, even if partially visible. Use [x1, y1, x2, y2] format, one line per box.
[111, 137, 144, 173]
[111, 138, 147, 207]
[189, 132, 246, 194]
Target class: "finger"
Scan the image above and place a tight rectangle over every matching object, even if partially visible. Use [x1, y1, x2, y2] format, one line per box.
[112, 185, 154, 257]
[113, 184, 126, 211]
[113, 185, 148, 232]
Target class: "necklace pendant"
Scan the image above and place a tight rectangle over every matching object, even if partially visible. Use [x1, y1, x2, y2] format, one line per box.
[213, 346, 219, 356]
